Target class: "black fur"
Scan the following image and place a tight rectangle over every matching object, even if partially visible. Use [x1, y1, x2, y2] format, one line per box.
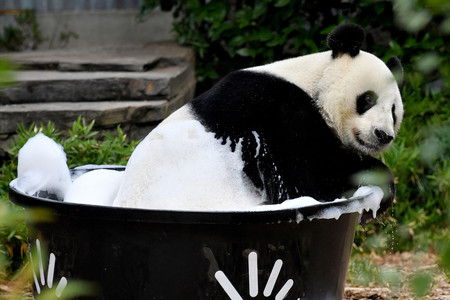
[356, 91, 378, 115]
[190, 71, 394, 223]
[327, 24, 365, 58]
[386, 56, 404, 85]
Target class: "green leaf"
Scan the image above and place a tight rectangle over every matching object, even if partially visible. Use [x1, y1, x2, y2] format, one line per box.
[415, 52, 440, 74]
[374, 3, 385, 15]
[253, 1, 268, 19]
[410, 272, 433, 297]
[249, 28, 273, 42]
[229, 35, 246, 47]
[266, 39, 280, 47]
[236, 48, 256, 57]
[274, 0, 290, 8]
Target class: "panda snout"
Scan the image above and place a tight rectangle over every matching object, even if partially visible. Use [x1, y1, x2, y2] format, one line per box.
[374, 129, 393, 144]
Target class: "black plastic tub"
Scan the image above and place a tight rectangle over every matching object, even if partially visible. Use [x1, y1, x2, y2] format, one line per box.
[9, 167, 362, 300]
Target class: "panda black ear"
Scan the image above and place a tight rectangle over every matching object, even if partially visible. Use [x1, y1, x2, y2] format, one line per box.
[386, 56, 404, 86]
[327, 24, 365, 59]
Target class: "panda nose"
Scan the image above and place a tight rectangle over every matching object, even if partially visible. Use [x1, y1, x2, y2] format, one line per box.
[374, 129, 393, 144]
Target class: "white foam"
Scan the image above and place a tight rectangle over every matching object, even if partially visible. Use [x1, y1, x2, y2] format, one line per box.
[306, 186, 383, 221]
[251, 131, 261, 158]
[64, 169, 124, 206]
[113, 107, 265, 210]
[248, 186, 383, 221]
[71, 164, 124, 181]
[12, 133, 71, 200]
[250, 196, 321, 211]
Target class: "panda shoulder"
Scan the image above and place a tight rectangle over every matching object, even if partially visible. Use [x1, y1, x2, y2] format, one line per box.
[207, 69, 294, 93]
[192, 69, 310, 107]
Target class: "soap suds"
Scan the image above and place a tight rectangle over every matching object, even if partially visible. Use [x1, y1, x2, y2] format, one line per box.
[306, 186, 383, 221]
[113, 107, 265, 210]
[12, 133, 71, 200]
[65, 169, 124, 206]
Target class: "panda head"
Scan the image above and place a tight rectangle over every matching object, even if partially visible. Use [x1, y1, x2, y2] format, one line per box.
[316, 24, 404, 155]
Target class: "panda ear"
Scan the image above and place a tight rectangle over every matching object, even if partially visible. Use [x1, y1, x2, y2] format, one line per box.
[386, 56, 404, 86]
[327, 24, 365, 59]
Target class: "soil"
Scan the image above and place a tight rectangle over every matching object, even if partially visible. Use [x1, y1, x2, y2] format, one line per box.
[344, 252, 450, 299]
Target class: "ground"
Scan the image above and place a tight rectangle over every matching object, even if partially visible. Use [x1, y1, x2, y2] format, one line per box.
[345, 252, 450, 299]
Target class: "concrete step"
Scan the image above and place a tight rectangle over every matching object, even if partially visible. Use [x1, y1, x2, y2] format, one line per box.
[0, 66, 194, 103]
[0, 43, 195, 103]
[2, 43, 191, 72]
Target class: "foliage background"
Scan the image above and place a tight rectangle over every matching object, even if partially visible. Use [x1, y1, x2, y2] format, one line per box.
[0, 0, 448, 297]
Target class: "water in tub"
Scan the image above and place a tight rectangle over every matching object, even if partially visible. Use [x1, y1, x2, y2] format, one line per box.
[11, 126, 383, 220]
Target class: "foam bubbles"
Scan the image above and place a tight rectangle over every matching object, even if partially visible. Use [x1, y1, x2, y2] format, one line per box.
[113, 107, 264, 210]
[249, 186, 383, 221]
[306, 186, 383, 221]
[65, 169, 124, 206]
[250, 196, 320, 211]
[12, 133, 71, 200]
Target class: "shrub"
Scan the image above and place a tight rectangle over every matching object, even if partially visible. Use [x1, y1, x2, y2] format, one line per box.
[0, 9, 43, 51]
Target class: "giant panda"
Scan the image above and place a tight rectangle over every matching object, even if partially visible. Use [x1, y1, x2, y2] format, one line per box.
[113, 24, 403, 223]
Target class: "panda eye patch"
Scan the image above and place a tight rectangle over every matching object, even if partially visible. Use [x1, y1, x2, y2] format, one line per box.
[356, 91, 378, 115]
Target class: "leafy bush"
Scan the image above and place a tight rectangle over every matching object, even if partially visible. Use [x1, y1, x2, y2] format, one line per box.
[0, 9, 43, 51]
[141, 0, 447, 92]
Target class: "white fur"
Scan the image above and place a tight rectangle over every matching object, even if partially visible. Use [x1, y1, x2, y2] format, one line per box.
[249, 50, 403, 155]
[113, 106, 265, 210]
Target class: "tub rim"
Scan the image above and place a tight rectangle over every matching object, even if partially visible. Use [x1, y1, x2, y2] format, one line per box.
[9, 183, 370, 225]
[10, 165, 372, 225]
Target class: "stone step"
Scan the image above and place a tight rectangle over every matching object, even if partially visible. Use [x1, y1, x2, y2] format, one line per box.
[0, 42, 195, 103]
[1, 42, 193, 72]
[0, 66, 194, 104]
[0, 78, 196, 156]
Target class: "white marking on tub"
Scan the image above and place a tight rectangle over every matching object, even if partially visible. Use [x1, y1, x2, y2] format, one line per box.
[30, 239, 68, 298]
[56, 277, 68, 297]
[47, 253, 56, 288]
[214, 271, 243, 300]
[215, 251, 294, 299]
[36, 239, 45, 286]
[248, 251, 258, 297]
[29, 252, 41, 294]
[263, 259, 283, 297]
[275, 279, 294, 300]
